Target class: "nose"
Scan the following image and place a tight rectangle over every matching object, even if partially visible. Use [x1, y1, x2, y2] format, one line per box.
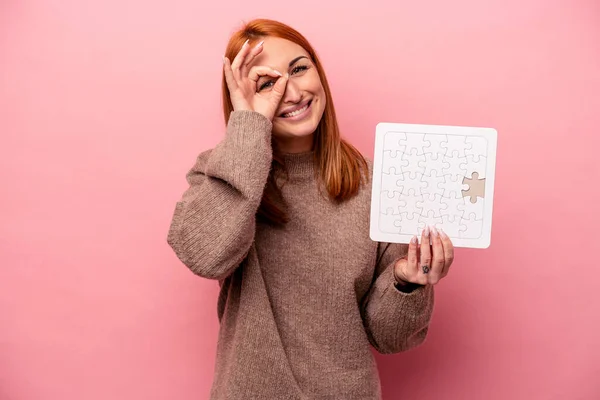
[282, 78, 302, 104]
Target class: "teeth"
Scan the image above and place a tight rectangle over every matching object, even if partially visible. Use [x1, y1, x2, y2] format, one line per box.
[283, 103, 309, 118]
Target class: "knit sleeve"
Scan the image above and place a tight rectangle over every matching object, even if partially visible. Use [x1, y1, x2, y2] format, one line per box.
[166, 110, 273, 280]
[361, 241, 435, 354]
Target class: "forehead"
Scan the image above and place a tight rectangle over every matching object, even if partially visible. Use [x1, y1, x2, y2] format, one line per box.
[250, 37, 310, 69]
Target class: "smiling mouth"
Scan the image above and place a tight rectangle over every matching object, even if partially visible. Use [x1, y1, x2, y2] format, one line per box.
[280, 100, 312, 118]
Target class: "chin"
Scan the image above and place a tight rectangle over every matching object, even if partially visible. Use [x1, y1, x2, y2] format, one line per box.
[273, 123, 319, 142]
[276, 123, 318, 137]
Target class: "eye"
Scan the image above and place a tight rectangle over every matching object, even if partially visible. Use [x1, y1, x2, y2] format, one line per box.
[257, 65, 310, 91]
[291, 65, 308, 75]
[258, 80, 274, 91]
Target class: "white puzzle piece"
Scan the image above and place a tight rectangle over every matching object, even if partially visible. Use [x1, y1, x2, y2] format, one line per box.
[370, 123, 497, 248]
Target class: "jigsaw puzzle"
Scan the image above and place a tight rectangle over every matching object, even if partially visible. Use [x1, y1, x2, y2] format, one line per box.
[370, 123, 497, 248]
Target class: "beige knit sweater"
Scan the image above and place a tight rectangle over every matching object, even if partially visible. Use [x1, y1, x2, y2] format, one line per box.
[167, 110, 435, 400]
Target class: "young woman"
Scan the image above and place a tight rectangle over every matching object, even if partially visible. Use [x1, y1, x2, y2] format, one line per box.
[167, 18, 455, 400]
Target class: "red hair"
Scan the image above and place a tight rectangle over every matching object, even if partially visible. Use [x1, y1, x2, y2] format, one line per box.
[221, 18, 368, 225]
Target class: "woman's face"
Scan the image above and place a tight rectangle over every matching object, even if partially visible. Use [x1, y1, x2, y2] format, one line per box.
[249, 37, 326, 153]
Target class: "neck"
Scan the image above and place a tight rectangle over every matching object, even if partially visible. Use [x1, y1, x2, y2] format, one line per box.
[274, 134, 314, 154]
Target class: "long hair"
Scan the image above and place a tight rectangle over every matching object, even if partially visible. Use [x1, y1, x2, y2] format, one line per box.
[221, 18, 369, 226]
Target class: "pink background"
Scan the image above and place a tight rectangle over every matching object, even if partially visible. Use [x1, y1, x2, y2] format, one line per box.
[2, 0, 599, 399]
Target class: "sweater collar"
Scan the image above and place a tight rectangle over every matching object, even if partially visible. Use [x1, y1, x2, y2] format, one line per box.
[281, 150, 316, 179]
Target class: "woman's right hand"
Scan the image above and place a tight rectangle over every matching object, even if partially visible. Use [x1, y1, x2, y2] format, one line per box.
[223, 39, 289, 121]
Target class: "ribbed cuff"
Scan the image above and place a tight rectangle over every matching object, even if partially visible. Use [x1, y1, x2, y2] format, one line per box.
[393, 280, 424, 293]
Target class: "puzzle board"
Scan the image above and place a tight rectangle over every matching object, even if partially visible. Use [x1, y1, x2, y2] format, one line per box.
[370, 122, 497, 248]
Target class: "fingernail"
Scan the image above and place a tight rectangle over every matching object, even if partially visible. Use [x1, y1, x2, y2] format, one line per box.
[430, 226, 439, 237]
[222, 55, 226, 64]
[284, 72, 289, 79]
[439, 227, 447, 238]
[411, 236, 418, 244]
[242, 39, 249, 47]
[424, 225, 430, 237]
[256, 40, 264, 48]
[273, 69, 283, 76]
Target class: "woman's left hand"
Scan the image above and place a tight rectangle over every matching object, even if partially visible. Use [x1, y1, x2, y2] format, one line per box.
[393, 225, 454, 286]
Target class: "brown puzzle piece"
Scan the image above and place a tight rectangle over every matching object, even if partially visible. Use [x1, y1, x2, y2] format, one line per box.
[461, 172, 485, 204]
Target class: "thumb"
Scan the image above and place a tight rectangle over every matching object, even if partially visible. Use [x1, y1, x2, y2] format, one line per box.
[393, 259, 409, 282]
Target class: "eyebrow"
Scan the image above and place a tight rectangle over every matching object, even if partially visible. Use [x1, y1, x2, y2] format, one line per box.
[289, 56, 308, 67]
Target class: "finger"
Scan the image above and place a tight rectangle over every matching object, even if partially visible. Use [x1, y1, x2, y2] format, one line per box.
[223, 56, 238, 92]
[429, 226, 445, 284]
[407, 235, 419, 275]
[395, 235, 419, 283]
[247, 66, 284, 83]
[438, 228, 454, 276]
[231, 39, 251, 81]
[241, 40, 264, 77]
[419, 225, 432, 276]
[270, 72, 289, 101]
